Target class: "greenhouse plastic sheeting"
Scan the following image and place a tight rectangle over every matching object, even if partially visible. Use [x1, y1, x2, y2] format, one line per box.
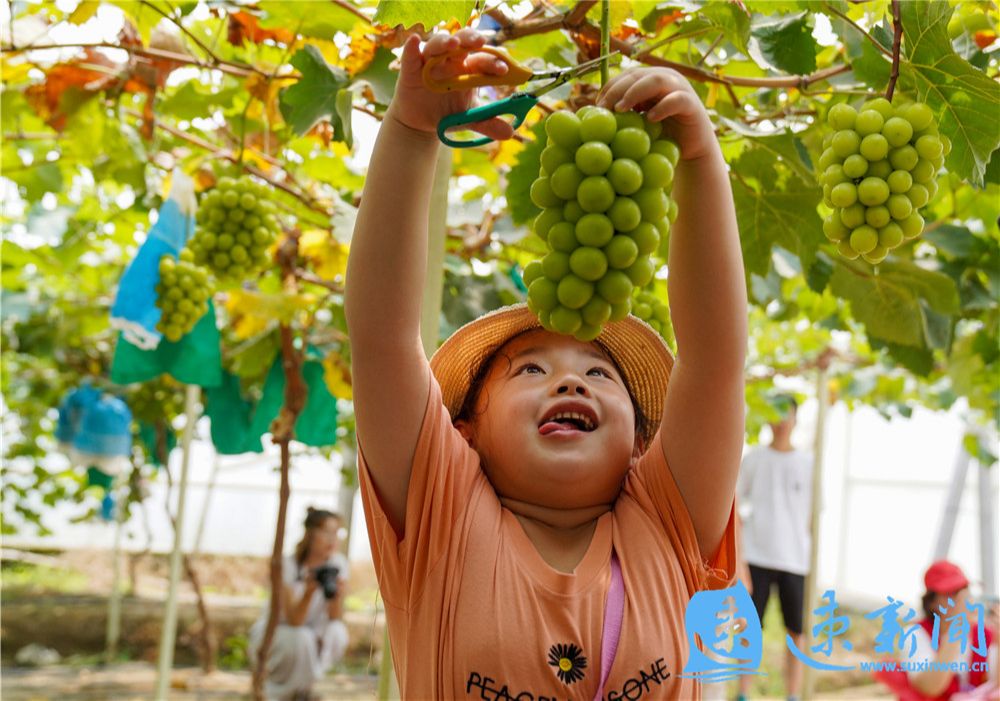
[110, 300, 222, 388]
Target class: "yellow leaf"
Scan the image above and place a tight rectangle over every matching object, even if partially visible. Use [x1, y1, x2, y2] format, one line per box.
[706, 82, 719, 109]
[225, 289, 316, 339]
[322, 352, 353, 400]
[299, 229, 349, 282]
[491, 137, 524, 168]
[69, 1, 100, 24]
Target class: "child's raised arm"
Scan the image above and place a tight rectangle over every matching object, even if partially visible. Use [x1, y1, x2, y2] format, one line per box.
[598, 69, 748, 560]
[345, 30, 512, 536]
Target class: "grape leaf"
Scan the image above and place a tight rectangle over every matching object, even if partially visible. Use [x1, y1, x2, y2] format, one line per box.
[731, 147, 823, 277]
[373, 0, 476, 29]
[258, 1, 359, 39]
[829, 257, 959, 348]
[701, 1, 751, 55]
[750, 11, 819, 75]
[873, 339, 936, 377]
[507, 121, 547, 226]
[898, 0, 1000, 187]
[8, 162, 63, 202]
[68, 1, 100, 24]
[744, 1, 821, 14]
[354, 48, 397, 105]
[279, 46, 350, 137]
[158, 81, 240, 121]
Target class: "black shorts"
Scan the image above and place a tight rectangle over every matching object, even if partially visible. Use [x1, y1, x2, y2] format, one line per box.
[748, 564, 806, 635]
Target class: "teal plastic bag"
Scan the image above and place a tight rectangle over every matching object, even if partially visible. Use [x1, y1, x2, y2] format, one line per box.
[205, 372, 265, 455]
[249, 355, 338, 447]
[110, 301, 222, 388]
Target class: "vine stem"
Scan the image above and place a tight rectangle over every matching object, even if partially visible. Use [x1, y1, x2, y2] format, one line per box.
[599, 0, 610, 87]
[885, 0, 903, 101]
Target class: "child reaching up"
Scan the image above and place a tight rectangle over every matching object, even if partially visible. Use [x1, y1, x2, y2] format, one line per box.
[345, 28, 747, 700]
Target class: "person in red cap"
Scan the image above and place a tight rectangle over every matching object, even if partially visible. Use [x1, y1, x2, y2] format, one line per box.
[904, 560, 996, 700]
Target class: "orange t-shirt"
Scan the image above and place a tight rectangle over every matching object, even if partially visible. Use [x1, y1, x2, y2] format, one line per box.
[359, 373, 737, 700]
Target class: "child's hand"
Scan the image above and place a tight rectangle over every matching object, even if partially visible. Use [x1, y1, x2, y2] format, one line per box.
[596, 67, 717, 161]
[390, 29, 515, 142]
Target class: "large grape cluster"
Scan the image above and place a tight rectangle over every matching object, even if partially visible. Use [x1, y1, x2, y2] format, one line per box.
[155, 250, 212, 343]
[129, 377, 185, 424]
[190, 175, 277, 282]
[524, 107, 680, 341]
[820, 98, 948, 264]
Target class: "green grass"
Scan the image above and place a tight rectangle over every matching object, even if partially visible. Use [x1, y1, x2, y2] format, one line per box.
[1, 560, 90, 596]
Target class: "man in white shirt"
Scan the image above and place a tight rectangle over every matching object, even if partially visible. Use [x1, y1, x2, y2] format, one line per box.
[736, 396, 812, 701]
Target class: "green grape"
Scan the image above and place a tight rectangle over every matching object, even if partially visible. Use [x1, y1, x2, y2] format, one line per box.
[542, 251, 571, 281]
[859, 134, 889, 162]
[213, 252, 230, 269]
[597, 271, 633, 304]
[581, 297, 612, 326]
[643, 118, 663, 141]
[889, 145, 919, 171]
[577, 177, 616, 213]
[541, 144, 574, 174]
[837, 239, 860, 260]
[633, 188, 668, 222]
[823, 215, 850, 242]
[575, 142, 614, 176]
[545, 110, 583, 149]
[878, 222, 904, 249]
[614, 112, 645, 131]
[231, 245, 249, 263]
[557, 275, 594, 309]
[575, 214, 614, 247]
[887, 170, 913, 194]
[611, 128, 651, 161]
[550, 163, 585, 200]
[902, 102, 934, 131]
[528, 278, 559, 311]
[823, 164, 849, 187]
[569, 247, 608, 281]
[523, 261, 544, 287]
[910, 159, 936, 184]
[887, 194, 913, 221]
[900, 212, 925, 239]
[608, 302, 630, 322]
[830, 182, 858, 208]
[548, 222, 579, 252]
[842, 155, 868, 179]
[831, 130, 861, 158]
[862, 245, 888, 264]
[550, 307, 582, 335]
[863, 97, 894, 120]
[827, 103, 857, 130]
[940, 135, 952, 156]
[865, 205, 891, 228]
[840, 204, 866, 229]
[624, 257, 655, 287]
[534, 208, 564, 241]
[228, 207, 245, 223]
[881, 117, 913, 147]
[639, 153, 673, 190]
[604, 235, 639, 269]
[222, 190, 239, 208]
[855, 110, 885, 137]
[574, 323, 602, 342]
[217, 233, 234, 250]
[607, 197, 642, 232]
[650, 139, 680, 164]
[563, 201, 585, 224]
[607, 159, 643, 195]
[857, 177, 890, 206]
[629, 222, 660, 256]
[530, 177, 562, 209]
[818, 148, 838, 171]
[579, 107, 618, 143]
[907, 183, 930, 208]
[915, 134, 943, 160]
[850, 225, 879, 254]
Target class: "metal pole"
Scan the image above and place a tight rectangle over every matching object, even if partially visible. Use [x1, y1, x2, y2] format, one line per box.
[976, 429, 998, 598]
[802, 367, 829, 701]
[933, 436, 971, 561]
[376, 142, 451, 701]
[154, 383, 199, 700]
[338, 443, 358, 556]
[105, 472, 126, 663]
[834, 408, 853, 595]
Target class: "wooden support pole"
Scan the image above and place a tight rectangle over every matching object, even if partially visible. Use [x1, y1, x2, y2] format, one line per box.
[802, 367, 829, 701]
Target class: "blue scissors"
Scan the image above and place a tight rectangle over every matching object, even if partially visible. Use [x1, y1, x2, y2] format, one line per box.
[422, 46, 617, 148]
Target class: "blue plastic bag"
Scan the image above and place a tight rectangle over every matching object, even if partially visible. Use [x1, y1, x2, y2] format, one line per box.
[55, 384, 102, 446]
[111, 171, 197, 349]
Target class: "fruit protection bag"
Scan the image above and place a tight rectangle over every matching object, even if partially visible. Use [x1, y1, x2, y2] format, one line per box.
[110, 300, 222, 388]
[111, 171, 197, 349]
[248, 352, 339, 448]
[205, 371, 265, 455]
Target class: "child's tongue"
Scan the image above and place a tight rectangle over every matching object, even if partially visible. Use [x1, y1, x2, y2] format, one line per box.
[539, 420, 581, 435]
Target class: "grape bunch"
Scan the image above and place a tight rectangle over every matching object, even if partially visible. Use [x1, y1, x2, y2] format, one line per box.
[190, 176, 277, 282]
[129, 378, 185, 424]
[820, 98, 949, 264]
[524, 107, 680, 341]
[155, 250, 212, 343]
[631, 290, 675, 349]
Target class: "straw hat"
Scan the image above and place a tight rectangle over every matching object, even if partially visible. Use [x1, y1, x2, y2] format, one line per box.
[429, 303, 674, 444]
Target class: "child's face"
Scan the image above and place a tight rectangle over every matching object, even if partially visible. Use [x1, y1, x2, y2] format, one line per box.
[456, 329, 642, 510]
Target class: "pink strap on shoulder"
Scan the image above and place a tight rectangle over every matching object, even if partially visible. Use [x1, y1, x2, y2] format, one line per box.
[592, 550, 624, 701]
